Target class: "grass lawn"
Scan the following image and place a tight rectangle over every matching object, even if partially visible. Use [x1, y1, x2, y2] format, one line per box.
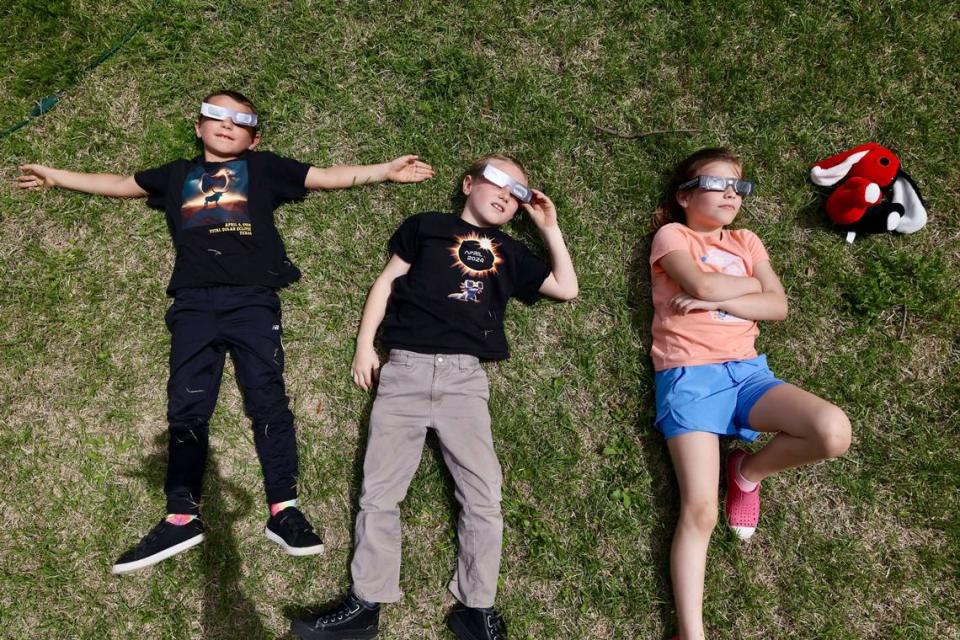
[1, 1, 958, 638]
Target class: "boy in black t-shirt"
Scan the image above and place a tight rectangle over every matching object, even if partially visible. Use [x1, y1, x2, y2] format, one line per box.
[17, 90, 434, 574]
[291, 154, 577, 640]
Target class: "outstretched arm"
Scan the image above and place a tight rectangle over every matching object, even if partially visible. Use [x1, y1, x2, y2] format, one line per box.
[659, 249, 762, 301]
[350, 254, 412, 390]
[17, 164, 146, 198]
[522, 189, 578, 301]
[670, 260, 788, 321]
[304, 154, 434, 191]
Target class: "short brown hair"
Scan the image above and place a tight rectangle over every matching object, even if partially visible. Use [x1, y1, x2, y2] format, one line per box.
[655, 147, 743, 227]
[200, 90, 259, 133]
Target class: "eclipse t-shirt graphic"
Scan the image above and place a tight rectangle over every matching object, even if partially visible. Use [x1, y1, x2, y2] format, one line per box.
[134, 151, 311, 294]
[180, 159, 251, 231]
[379, 212, 552, 360]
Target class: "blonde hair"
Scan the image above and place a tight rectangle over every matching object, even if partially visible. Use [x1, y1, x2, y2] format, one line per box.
[450, 153, 527, 210]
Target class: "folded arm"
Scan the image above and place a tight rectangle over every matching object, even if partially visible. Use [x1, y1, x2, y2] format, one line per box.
[658, 249, 762, 301]
[669, 259, 788, 321]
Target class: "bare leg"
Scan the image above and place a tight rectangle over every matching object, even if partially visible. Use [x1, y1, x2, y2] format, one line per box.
[739, 384, 851, 483]
[668, 431, 720, 640]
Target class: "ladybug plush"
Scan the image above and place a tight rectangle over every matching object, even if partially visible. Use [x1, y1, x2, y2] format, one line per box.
[810, 143, 927, 243]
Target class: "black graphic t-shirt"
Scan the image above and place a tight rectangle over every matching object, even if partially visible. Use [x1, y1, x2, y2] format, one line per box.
[379, 212, 552, 360]
[134, 150, 310, 294]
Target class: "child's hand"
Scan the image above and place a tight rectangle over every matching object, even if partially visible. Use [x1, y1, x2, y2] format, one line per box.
[670, 292, 718, 315]
[17, 164, 56, 189]
[521, 189, 558, 229]
[384, 155, 435, 183]
[351, 344, 381, 390]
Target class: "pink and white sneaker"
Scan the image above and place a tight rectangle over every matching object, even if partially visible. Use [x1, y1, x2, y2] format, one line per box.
[725, 449, 760, 540]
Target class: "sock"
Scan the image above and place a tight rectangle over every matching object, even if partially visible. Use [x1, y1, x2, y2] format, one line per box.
[165, 513, 197, 526]
[735, 455, 759, 492]
[270, 499, 297, 517]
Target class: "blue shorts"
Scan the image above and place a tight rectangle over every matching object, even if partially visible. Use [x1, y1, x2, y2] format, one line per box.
[654, 355, 784, 442]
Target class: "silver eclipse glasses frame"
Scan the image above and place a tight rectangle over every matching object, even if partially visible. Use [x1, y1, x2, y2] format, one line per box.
[679, 175, 754, 197]
[200, 102, 259, 128]
[481, 164, 532, 203]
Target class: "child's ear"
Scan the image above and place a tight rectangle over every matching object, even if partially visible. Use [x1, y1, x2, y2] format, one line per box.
[248, 131, 261, 150]
[194, 120, 202, 138]
[675, 190, 689, 209]
[462, 174, 473, 196]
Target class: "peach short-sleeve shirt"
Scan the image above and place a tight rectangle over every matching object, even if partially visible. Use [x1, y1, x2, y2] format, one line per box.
[649, 223, 770, 371]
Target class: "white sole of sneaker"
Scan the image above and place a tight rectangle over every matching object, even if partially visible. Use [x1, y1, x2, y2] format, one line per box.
[730, 525, 756, 540]
[265, 527, 325, 556]
[111, 533, 205, 574]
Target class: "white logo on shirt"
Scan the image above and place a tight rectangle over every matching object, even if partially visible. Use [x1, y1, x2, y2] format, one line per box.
[702, 249, 749, 323]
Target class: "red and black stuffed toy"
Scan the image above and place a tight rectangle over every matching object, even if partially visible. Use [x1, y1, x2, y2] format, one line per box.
[810, 143, 927, 243]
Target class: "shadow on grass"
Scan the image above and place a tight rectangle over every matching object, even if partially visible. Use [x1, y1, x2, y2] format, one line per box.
[795, 183, 831, 232]
[626, 231, 678, 634]
[282, 374, 464, 630]
[129, 432, 272, 640]
[282, 383, 377, 623]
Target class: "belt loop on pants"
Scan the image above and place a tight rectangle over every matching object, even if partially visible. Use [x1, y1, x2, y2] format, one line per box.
[389, 349, 410, 367]
[457, 354, 479, 371]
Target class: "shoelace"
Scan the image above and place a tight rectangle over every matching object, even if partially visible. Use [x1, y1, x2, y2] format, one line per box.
[313, 599, 361, 627]
[279, 510, 314, 535]
[138, 521, 172, 548]
[485, 610, 507, 640]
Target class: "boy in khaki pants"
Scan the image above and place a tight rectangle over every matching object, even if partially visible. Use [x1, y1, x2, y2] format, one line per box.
[292, 154, 578, 640]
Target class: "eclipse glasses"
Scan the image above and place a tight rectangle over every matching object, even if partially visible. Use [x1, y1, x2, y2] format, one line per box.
[679, 175, 754, 197]
[482, 164, 532, 203]
[200, 102, 259, 128]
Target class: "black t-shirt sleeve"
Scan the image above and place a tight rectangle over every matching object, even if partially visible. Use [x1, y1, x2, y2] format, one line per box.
[387, 214, 422, 262]
[134, 161, 178, 211]
[262, 151, 311, 205]
[512, 242, 552, 305]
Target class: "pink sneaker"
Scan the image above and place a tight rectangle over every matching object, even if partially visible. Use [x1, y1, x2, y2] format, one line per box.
[725, 449, 760, 540]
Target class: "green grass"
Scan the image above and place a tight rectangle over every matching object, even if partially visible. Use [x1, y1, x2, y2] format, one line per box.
[2, 1, 959, 638]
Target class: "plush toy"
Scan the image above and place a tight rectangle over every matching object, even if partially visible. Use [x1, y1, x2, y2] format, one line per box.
[810, 142, 927, 243]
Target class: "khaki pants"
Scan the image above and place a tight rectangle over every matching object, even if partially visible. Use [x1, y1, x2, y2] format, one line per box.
[351, 350, 503, 608]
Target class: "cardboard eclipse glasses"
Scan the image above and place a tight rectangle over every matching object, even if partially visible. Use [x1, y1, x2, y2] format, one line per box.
[679, 175, 754, 196]
[482, 164, 532, 203]
[200, 102, 259, 128]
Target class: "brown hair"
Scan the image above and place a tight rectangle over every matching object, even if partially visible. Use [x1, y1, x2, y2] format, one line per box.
[200, 90, 259, 133]
[654, 147, 743, 228]
[450, 153, 527, 210]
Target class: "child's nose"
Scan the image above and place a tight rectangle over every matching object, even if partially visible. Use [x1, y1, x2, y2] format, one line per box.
[497, 185, 510, 199]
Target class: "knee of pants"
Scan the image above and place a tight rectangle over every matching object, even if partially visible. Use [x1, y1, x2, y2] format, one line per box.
[358, 477, 412, 514]
[243, 382, 292, 424]
[168, 419, 209, 444]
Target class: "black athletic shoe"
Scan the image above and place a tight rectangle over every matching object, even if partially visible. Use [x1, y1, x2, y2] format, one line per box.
[447, 605, 508, 640]
[290, 593, 380, 639]
[111, 518, 205, 574]
[265, 506, 324, 556]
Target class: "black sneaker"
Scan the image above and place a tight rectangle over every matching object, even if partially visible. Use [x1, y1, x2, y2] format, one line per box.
[447, 605, 508, 640]
[111, 518, 205, 574]
[265, 506, 324, 556]
[290, 592, 380, 639]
